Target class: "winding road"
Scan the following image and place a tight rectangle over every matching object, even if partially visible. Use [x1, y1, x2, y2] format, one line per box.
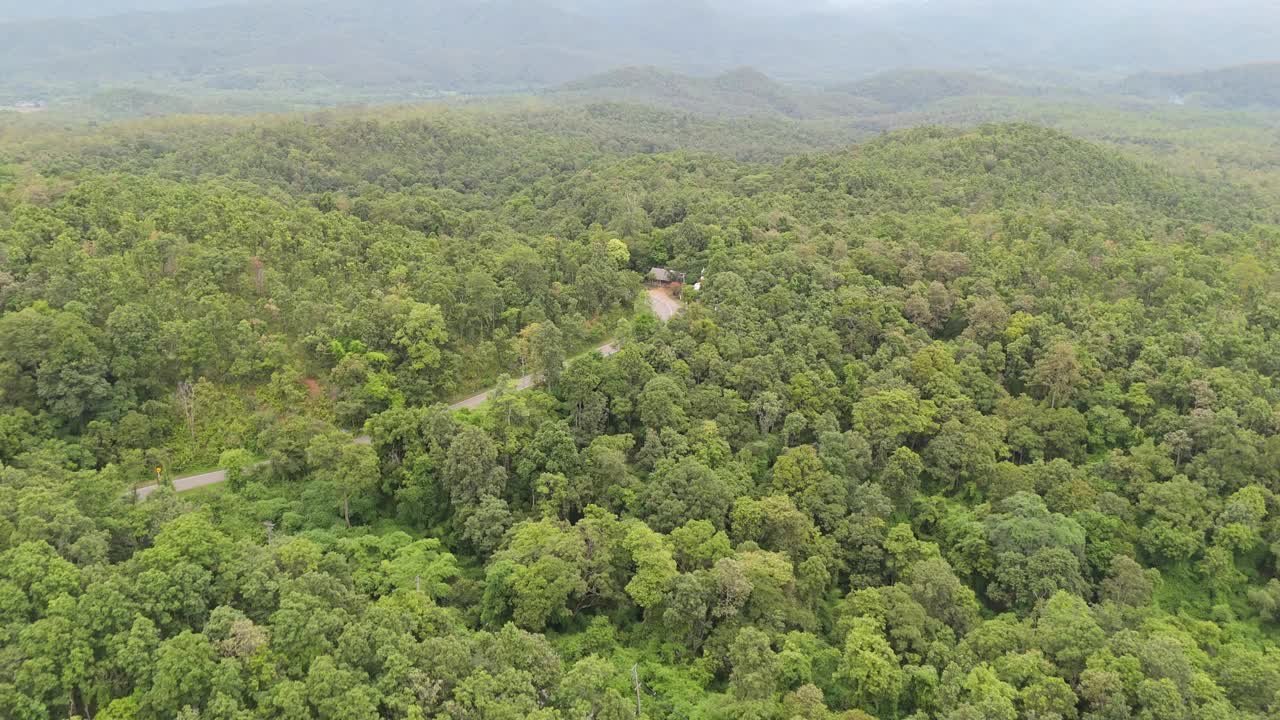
[135, 287, 682, 499]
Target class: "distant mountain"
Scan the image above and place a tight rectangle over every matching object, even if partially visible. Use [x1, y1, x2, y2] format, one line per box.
[1, 0, 1277, 106]
[837, 69, 1032, 111]
[1118, 63, 1280, 109]
[0, 0, 633, 102]
[554, 66, 884, 119]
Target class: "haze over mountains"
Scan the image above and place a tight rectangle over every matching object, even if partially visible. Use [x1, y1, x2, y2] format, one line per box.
[0, 0, 259, 21]
[1, 0, 1278, 106]
[1119, 63, 1280, 109]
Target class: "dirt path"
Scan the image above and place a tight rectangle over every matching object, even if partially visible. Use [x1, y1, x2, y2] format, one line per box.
[137, 289, 681, 499]
[647, 285, 681, 321]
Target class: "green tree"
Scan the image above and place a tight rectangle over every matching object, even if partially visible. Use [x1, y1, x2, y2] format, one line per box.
[836, 617, 905, 716]
[522, 321, 566, 390]
[143, 631, 219, 717]
[218, 448, 257, 492]
[443, 425, 507, 517]
[622, 522, 678, 612]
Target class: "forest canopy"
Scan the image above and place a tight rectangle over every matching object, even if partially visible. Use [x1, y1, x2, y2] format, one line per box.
[2, 100, 1280, 720]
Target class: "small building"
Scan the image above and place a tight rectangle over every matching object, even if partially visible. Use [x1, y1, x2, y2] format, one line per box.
[648, 267, 686, 284]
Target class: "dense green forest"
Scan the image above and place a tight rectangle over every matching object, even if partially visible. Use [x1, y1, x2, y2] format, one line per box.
[5, 96, 1280, 720]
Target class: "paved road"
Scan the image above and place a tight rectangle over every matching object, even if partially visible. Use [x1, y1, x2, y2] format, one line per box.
[135, 467, 232, 500]
[446, 340, 622, 410]
[439, 288, 679, 410]
[136, 288, 681, 500]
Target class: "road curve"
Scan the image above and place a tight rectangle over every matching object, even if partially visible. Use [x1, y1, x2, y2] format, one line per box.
[446, 340, 622, 411]
[136, 289, 681, 499]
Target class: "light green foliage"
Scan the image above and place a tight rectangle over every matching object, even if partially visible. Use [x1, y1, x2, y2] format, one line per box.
[218, 448, 257, 491]
[484, 519, 588, 631]
[622, 522, 678, 611]
[378, 537, 460, 600]
[2, 108, 1280, 720]
[394, 302, 449, 372]
[837, 617, 906, 716]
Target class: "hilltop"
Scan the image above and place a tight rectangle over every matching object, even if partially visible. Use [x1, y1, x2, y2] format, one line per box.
[552, 66, 882, 119]
[836, 68, 1034, 111]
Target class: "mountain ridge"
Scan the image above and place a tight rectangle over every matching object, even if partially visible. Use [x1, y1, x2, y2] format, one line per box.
[3, 0, 1279, 104]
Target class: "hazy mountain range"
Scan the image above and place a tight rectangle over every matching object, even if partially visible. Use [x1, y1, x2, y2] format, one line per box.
[0, 0, 261, 21]
[1, 0, 1277, 105]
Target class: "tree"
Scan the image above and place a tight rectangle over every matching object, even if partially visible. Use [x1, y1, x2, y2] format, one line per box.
[904, 556, 979, 633]
[443, 425, 507, 517]
[557, 655, 633, 720]
[218, 448, 257, 492]
[484, 519, 588, 631]
[731, 495, 817, 561]
[751, 390, 786, 436]
[393, 301, 449, 373]
[881, 446, 924, 511]
[836, 617, 905, 716]
[463, 495, 515, 556]
[1030, 342, 1088, 409]
[1099, 555, 1159, 607]
[638, 375, 689, 432]
[622, 522, 677, 612]
[463, 268, 504, 339]
[305, 655, 380, 720]
[0, 303, 111, 429]
[521, 321, 566, 389]
[143, 631, 219, 718]
[333, 444, 379, 528]
[636, 458, 741, 532]
[985, 492, 1088, 610]
[307, 433, 379, 526]
[1034, 592, 1103, 678]
[850, 389, 938, 461]
[606, 238, 630, 268]
[1137, 477, 1210, 563]
[263, 415, 322, 483]
[728, 627, 781, 701]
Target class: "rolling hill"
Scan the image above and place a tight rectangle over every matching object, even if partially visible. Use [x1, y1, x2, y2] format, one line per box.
[551, 66, 885, 119]
[836, 69, 1034, 111]
[1119, 63, 1280, 109]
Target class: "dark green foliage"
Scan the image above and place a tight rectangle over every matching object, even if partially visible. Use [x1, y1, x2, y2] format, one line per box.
[3, 106, 1280, 719]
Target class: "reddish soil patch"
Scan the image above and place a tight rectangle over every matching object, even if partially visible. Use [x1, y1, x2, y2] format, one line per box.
[302, 377, 324, 400]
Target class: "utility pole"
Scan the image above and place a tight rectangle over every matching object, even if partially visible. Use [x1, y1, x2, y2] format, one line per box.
[263, 520, 275, 543]
[631, 664, 642, 718]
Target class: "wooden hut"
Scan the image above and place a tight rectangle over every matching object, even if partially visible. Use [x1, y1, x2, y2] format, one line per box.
[648, 267, 686, 285]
